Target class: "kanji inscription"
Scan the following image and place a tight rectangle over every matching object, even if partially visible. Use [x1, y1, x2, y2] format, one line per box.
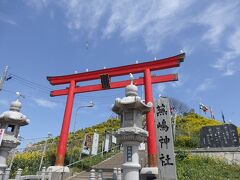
[155, 97, 177, 180]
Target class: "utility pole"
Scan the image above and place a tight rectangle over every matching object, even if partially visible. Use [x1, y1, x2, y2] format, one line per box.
[0, 66, 9, 91]
[39, 132, 52, 171]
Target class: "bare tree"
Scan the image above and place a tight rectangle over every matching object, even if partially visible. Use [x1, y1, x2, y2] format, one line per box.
[168, 97, 191, 115]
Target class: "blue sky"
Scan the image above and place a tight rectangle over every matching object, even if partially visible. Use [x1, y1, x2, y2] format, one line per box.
[0, 0, 240, 148]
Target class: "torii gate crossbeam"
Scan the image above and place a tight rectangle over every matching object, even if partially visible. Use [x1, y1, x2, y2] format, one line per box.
[47, 53, 185, 167]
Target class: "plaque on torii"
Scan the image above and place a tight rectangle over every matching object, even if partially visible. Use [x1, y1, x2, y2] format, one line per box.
[47, 53, 185, 167]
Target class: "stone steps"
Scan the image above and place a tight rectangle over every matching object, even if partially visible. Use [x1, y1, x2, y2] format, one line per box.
[69, 171, 114, 180]
[67, 150, 147, 179]
[93, 150, 147, 170]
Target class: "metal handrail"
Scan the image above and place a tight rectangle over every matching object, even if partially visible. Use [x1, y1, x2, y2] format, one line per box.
[66, 145, 121, 168]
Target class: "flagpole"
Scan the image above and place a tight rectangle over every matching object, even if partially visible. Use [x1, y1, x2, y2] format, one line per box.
[221, 111, 225, 123]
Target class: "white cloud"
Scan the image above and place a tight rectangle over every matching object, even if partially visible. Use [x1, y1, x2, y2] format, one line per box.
[196, 78, 215, 92]
[62, 0, 110, 36]
[197, 1, 239, 45]
[24, 0, 51, 10]
[195, 1, 240, 76]
[213, 28, 240, 76]
[23, 0, 240, 73]
[26, 0, 195, 51]
[33, 98, 57, 108]
[0, 13, 17, 25]
[103, 0, 195, 52]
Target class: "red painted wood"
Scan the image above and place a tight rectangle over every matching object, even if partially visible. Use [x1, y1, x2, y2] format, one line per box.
[55, 80, 75, 166]
[50, 74, 178, 96]
[144, 68, 158, 167]
[47, 53, 184, 85]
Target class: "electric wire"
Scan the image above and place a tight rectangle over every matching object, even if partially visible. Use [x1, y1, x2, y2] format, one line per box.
[9, 73, 52, 92]
[9, 73, 116, 101]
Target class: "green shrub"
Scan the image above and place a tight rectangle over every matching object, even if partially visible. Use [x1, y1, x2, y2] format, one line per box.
[177, 155, 240, 180]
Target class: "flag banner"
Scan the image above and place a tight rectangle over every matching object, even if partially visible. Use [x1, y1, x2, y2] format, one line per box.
[112, 134, 117, 144]
[0, 129, 5, 146]
[104, 131, 110, 152]
[91, 133, 99, 155]
[199, 103, 208, 112]
[82, 134, 92, 155]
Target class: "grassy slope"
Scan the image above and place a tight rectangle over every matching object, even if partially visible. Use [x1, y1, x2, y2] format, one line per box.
[177, 154, 240, 180]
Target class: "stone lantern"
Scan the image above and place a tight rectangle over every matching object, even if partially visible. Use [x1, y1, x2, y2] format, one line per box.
[0, 94, 30, 172]
[112, 74, 152, 180]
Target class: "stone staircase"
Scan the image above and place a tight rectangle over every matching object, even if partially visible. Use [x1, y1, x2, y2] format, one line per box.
[93, 150, 147, 171]
[67, 150, 147, 179]
[68, 171, 113, 180]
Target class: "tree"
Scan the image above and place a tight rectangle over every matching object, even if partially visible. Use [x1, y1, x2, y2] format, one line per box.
[168, 97, 191, 115]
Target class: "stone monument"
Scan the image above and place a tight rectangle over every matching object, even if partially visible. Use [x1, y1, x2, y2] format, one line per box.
[200, 124, 239, 148]
[0, 94, 30, 173]
[155, 97, 177, 180]
[112, 74, 152, 180]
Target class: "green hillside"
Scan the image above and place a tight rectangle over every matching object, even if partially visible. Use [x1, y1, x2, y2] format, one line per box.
[9, 118, 121, 176]
[8, 114, 240, 178]
[176, 113, 221, 148]
[175, 113, 240, 148]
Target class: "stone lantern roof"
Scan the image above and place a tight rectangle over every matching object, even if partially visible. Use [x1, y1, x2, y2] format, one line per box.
[112, 73, 152, 114]
[0, 99, 30, 126]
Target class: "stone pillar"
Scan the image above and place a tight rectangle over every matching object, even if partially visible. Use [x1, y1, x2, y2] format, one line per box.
[0, 149, 10, 173]
[89, 169, 96, 180]
[47, 168, 52, 180]
[117, 168, 122, 180]
[41, 167, 46, 180]
[97, 169, 102, 180]
[3, 168, 10, 180]
[122, 142, 141, 180]
[15, 168, 22, 180]
[112, 168, 117, 180]
[0, 172, 4, 180]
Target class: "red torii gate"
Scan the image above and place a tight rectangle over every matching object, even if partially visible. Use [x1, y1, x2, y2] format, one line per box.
[47, 53, 185, 167]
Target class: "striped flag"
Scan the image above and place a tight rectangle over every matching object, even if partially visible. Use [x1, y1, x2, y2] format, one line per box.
[199, 103, 208, 114]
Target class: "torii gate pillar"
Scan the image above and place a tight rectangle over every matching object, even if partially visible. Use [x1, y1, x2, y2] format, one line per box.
[144, 68, 157, 166]
[55, 80, 76, 165]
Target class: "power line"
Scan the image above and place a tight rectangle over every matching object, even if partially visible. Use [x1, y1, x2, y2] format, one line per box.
[10, 73, 52, 91]
[10, 74, 51, 95]
[9, 73, 114, 101]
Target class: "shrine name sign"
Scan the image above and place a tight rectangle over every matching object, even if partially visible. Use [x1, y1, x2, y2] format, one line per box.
[155, 97, 177, 180]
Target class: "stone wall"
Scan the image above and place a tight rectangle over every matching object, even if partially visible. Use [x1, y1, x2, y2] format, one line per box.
[190, 147, 240, 165]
